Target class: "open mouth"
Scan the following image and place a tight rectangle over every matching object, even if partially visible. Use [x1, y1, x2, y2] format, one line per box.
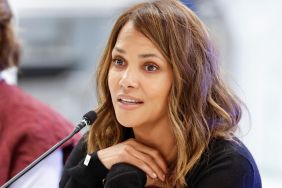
[117, 97, 144, 105]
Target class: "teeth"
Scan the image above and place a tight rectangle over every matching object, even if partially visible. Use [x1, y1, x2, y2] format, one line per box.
[121, 98, 139, 103]
[118, 97, 142, 104]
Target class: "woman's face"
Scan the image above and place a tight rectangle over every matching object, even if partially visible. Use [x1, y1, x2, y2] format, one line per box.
[108, 22, 173, 129]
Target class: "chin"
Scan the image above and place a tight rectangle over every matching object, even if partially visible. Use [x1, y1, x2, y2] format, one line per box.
[117, 119, 138, 128]
[116, 115, 141, 128]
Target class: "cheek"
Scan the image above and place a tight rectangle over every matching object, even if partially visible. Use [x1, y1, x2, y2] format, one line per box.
[108, 70, 119, 92]
[146, 83, 171, 107]
[147, 76, 172, 99]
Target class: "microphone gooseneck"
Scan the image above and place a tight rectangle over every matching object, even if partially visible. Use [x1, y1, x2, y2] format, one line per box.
[1, 111, 97, 188]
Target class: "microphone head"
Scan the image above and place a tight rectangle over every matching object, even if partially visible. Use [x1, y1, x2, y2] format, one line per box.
[83, 110, 97, 126]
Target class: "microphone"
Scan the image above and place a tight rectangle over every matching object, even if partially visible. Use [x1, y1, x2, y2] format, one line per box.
[73, 110, 97, 133]
[1, 111, 97, 188]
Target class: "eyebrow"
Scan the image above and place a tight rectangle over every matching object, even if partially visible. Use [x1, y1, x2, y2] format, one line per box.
[113, 47, 163, 60]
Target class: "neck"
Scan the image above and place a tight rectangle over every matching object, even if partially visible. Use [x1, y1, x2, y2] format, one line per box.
[133, 118, 177, 163]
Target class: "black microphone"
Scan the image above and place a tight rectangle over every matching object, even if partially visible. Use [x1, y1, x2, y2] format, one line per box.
[1, 111, 97, 188]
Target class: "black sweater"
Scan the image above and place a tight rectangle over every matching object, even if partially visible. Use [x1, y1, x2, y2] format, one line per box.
[59, 136, 261, 188]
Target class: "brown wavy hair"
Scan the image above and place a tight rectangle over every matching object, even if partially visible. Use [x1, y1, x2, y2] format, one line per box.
[87, 0, 242, 187]
[0, 0, 20, 71]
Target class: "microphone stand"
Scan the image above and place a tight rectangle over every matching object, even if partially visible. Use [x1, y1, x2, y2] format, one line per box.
[1, 125, 82, 188]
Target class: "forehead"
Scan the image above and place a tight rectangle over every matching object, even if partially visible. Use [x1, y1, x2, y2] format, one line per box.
[114, 21, 158, 51]
[116, 21, 142, 39]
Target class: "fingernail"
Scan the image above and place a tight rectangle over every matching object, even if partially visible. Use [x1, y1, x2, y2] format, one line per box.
[152, 173, 157, 178]
[161, 174, 165, 181]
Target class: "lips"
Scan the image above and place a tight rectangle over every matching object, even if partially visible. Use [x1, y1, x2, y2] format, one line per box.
[117, 95, 144, 104]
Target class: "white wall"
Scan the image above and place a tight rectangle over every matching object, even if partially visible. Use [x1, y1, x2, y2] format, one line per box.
[216, 0, 282, 187]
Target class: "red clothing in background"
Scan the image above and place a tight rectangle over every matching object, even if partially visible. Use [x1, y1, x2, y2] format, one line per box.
[0, 80, 80, 185]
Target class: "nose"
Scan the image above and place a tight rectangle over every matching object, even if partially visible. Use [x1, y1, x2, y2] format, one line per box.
[119, 68, 139, 90]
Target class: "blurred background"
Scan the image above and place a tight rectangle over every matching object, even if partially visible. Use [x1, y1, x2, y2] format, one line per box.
[8, 0, 282, 187]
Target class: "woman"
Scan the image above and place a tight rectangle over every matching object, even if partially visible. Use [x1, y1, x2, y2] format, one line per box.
[60, 0, 261, 187]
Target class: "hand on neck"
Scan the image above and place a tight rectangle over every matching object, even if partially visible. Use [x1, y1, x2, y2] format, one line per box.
[133, 122, 177, 164]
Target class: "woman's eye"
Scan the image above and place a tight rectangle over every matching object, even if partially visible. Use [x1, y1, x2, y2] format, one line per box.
[145, 64, 159, 72]
[113, 58, 125, 66]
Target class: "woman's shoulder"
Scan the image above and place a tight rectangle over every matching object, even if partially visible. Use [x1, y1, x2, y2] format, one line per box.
[185, 137, 262, 188]
[207, 137, 255, 161]
[208, 137, 260, 171]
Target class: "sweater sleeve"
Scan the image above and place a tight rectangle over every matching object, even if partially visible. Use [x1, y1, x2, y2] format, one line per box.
[59, 137, 108, 188]
[104, 163, 146, 188]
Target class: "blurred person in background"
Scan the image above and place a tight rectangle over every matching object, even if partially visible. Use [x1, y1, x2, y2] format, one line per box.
[60, 0, 261, 187]
[0, 0, 80, 187]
